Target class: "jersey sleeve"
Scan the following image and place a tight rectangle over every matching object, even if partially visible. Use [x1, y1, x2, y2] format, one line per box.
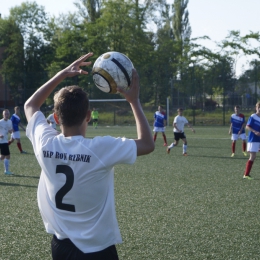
[91, 136, 137, 167]
[26, 111, 57, 156]
[8, 121, 12, 131]
[247, 116, 253, 127]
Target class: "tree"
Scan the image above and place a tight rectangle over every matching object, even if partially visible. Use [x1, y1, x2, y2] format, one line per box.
[75, 0, 102, 22]
[9, 1, 51, 99]
[0, 17, 24, 102]
[172, 0, 191, 41]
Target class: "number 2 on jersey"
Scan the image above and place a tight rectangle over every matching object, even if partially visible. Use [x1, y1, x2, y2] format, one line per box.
[55, 165, 76, 212]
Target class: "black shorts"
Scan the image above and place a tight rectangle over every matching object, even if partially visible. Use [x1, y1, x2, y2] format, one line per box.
[92, 119, 98, 122]
[174, 132, 186, 141]
[51, 235, 119, 260]
[0, 143, 10, 156]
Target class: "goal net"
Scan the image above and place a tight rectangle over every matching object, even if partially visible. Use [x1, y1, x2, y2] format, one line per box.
[89, 99, 133, 126]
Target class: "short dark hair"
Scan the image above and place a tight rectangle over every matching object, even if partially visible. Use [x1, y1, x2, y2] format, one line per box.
[54, 86, 89, 127]
[177, 108, 183, 111]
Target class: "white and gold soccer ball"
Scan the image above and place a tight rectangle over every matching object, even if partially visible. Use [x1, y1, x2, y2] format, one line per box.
[92, 51, 134, 94]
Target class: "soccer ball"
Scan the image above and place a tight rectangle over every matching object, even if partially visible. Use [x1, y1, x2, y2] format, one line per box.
[92, 51, 134, 94]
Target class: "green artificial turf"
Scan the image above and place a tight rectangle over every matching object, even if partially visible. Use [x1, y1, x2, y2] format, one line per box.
[1, 126, 260, 259]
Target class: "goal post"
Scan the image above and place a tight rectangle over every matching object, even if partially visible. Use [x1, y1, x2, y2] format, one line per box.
[89, 99, 128, 126]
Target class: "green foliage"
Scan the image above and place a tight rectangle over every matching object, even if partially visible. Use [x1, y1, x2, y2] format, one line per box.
[0, 18, 24, 100]
[0, 0, 260, 107]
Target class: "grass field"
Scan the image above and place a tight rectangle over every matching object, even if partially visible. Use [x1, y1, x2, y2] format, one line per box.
[1, 126, 260, 260]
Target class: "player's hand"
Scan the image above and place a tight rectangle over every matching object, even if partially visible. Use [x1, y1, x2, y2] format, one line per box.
[62, 53, 93, 78]
[254, 131, 260, 136]
[192, 129, 195, 133]
[117, 69, 139, 104]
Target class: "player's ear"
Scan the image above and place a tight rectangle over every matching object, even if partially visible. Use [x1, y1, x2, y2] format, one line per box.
[86, 110, 91, 123]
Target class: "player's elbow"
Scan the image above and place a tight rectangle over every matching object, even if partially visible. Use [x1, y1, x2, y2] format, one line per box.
[147, 141, 155, 153]
[136, 140, 155, 156]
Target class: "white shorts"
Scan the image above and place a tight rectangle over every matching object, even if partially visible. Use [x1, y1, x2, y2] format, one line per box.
[11, 131, 20, 139]
[231, 133, 247, 141]
[247, 142, 260, 152]
[153, 127, 165, 132]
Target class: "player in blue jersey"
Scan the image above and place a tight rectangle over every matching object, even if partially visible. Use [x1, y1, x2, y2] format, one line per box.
[8, 106, 27, 154]
[243, 102, 260, 180]
[229, 105, 247, 157]
[153, 106, 167, 146]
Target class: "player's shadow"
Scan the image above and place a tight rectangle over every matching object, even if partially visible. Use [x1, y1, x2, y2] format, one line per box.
[0, 182, 37, 188]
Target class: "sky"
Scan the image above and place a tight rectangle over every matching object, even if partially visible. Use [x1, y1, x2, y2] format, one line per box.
[1, 0, 259, 76]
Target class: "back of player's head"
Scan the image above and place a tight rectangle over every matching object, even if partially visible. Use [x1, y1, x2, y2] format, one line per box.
[53, 86, 89, 127]
[14, 106, 20, 112]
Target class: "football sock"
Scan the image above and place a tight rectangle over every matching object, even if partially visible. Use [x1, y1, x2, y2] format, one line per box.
[168, 143, 174, 149]
[244, 160, 254, 176]
[232, 142, 235, 153]
[183, 144, 187, 153]
[242, 141, 246, 152]
[163, 133, 167, 144]
[17, 142, 22, 152]
[4, 159, 9, 172]
[153, 134, 157, 142]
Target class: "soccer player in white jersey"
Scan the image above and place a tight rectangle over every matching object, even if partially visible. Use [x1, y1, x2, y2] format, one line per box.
[0, 109, 14, 175]
[153, 105, 167, 146]
[24, 53, 154, 259]
[229, 105, 247, 157]
[167, 108, 195, 156]
[243, 102, 260, 180]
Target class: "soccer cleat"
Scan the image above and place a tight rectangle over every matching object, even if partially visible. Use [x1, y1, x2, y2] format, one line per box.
[183, 153, 188, 156]
[167, 148, 170, 154]
[20, 151, 27, 154]
[4, 171, 14, 176]
[243, 175, 253, 180]
[231, 153, 235, 157]
[163, 143, 167, 146]
[243, 152, 247, 156]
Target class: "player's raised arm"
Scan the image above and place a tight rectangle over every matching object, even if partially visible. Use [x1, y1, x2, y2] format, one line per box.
[24, 53, 93, 122]
[117, 69, 154, 156]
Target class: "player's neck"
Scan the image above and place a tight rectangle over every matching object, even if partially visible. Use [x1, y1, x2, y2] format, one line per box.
[61, 121, 88, 138]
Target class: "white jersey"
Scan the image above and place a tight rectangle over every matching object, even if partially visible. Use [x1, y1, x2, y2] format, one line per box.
[0, 119, 12, 143]
[47, 113, 57, 129]
[173, 115, 188, 133]
[26, 111, 137, 253]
